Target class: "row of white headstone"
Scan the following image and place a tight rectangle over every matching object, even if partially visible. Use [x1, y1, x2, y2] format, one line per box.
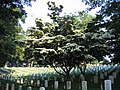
[0, 69, 119, 90]
[0, 69, 118, 84]
[5, 83, 45, 90]
[93, 70, 118, 84]
[3, 79, 112, 90]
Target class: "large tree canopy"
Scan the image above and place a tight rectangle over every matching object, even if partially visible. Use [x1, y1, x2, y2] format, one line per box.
[24, 1, 97, 77]
[82, 0, 120, 63]
[0, 0, 32, 66]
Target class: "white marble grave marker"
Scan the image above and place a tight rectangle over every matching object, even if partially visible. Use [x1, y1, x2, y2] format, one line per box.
[27, 87, 32, 90]
[54, 76, 57, 81]
[31, 80, 34, 85]
[61, 77, 64, 82]
[104, 80, 112, 90]
[37, 80, 40, 87]
[82, 81, 87, 90]
[42, 77, 44, 81]
[112, 72, 117, 79]
[18, 85, 22, 90]
[66, 81, 71, 90]
[54, 81, 58, 89]
[11, 84, 15, 90]
[100, 73, 104, 79]
[6, 83, 9, 90]
[104, 72, 108, 76]
[94, 76, 98, 83]
[80, 74, 85, 81]
[109, 75, 114, 84]
[21, 78, 23, 84]
[44, 80, 48, 88]
[39, 87, 45, 90]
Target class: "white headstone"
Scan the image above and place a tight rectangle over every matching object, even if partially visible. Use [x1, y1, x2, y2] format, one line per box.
[94, 76, 98, 83]
[112, 72, 117, 79]
[42, 77, 44, 81]
[18, 85, 22, 90]
[39, 87, 45, 90]
[44, 80, 48, 88]
[61, 77, 64, 82]
[47, 76, 50, 81]
[82, 81, 87, 90]
[100, 73, 104, 79]
[27, 87, 32, 90]
[95, 72, 98, 76]
[37, 80, 40, 87]
[54, 76, 57, 81]
[54, 81, 58, 89]
[66, 81, 71, 90]
[70, 77, 74, 82]
[11, 84, 15, 90]
[104, 72, 107, 76]
[101, 83, 103, 90]
[104, 80, 112, 90]
[31, 80, 34, 85]
[6, 83, 9, 90]
[32, 76, 35, 79]
[80, 74, 85, 81]
[17, 79, 20, 83]
[109, 75, 114, 84]
[21, 78, 23, 84]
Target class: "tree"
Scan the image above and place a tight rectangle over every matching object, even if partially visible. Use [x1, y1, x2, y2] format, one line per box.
[0, 0, 32, 66]
[25, 1, 95, 78]
[82, 0, 120, 63]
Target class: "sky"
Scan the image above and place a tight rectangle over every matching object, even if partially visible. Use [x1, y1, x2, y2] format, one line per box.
[21, 0, 100, 31]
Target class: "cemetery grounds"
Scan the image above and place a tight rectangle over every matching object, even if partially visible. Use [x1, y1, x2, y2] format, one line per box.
[0, 64, 120, 90]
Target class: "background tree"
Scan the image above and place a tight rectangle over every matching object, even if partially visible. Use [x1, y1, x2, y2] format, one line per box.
[82, 0, 120, 63]
[0, 0, 32, 66]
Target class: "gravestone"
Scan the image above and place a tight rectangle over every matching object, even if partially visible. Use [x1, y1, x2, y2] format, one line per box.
[66, 81, 71, 90]
[21, 78, 23, 84]
[54, 81, 58, 89]
[104, 80, 112, 90]
[18, 85, 22, 90]
[100, 73, 104, 79]
[109, 75, 114, 84]
[11, 84, 15, 90]
[42, 77, 44, 81]
[39, 87, 45, 90]
[31, 80, 34, 85]
[47, 76, 50, 81]
[80, 74, 85, 81]
[44, 80, 48, 88]
[27, 87, 32, 90]
[82, 81, 87, 90]
[54, 76, 57, 81]
[104, 72, 108, 76]
[70, 77, 74, 82]
[37, 80, 40, 87]
[94, 76, 98, 83]
[101, 83, 103, 90]
[17, 79, 20, 83]
[112, 72, 117, 79]
[6, 83, 9, 90]
[61, 77, 64, 82]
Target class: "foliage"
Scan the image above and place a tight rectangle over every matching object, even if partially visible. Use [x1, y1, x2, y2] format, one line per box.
[25, 1, 96, 77]
[82, 0, 120, 63]
[0, 0, 32, 66]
